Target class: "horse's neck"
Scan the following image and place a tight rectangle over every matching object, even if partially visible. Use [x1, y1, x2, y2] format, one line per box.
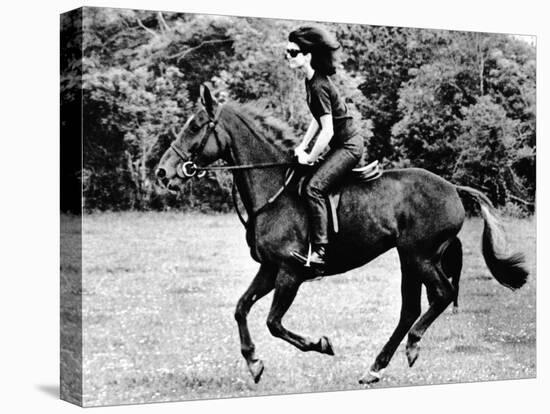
[228, 114, 288, 215]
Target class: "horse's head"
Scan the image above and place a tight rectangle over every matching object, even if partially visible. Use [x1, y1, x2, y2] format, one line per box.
[156, 84, 228, 192]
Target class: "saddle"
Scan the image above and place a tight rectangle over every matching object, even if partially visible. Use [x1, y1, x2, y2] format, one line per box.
[238, 160, 382, 267]
[296, 160, 382, 234]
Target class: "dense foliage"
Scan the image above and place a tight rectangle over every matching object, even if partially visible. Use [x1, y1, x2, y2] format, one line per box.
[61, 8, 536, 213]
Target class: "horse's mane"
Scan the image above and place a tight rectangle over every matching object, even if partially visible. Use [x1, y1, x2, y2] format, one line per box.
[225, 102, 300, 155]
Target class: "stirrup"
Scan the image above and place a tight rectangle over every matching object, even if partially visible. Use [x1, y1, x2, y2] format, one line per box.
[291, 243, 325, 268]
[305, 243, 312, 267]
[291, 247, 312, 267]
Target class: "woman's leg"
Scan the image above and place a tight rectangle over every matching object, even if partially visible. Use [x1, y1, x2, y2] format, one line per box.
[305, 135, 363, 248]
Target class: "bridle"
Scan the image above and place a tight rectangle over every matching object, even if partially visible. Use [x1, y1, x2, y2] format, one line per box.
[167, 106, 299, 227]
[170, 111, 223, 179]
[170, 108, 295, 177]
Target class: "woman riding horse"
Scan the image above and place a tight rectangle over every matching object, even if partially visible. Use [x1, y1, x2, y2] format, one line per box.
[286, 26, 364, 270]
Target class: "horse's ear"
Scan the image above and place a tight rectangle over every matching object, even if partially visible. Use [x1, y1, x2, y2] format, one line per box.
[200, 83, 216, 118]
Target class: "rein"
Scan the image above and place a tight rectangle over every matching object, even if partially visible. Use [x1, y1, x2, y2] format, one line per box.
[232, 168, 296, 227]
[198, 161, 296, 171]
[175, 157, 296, 178]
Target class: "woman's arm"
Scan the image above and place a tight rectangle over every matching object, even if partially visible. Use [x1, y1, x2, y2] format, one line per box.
[306, 114, 333, 162]
[296, 117, 320, 151]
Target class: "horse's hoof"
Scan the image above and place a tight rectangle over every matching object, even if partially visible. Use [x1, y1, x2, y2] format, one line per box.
[359, 369, 384, 384]
[248, 360, 264, 383]
[406, 342, 420, 367]
[319, 336, 335, 355]
[452, 305, 459, 314]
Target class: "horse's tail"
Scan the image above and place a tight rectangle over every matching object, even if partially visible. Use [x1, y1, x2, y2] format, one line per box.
[456, 185, 528, 290]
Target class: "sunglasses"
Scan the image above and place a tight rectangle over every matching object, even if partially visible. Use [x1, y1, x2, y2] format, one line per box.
[285, 48, 302, 58]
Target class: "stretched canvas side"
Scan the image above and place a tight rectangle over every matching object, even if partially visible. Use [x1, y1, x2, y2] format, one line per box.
[60, 7, 84, 407]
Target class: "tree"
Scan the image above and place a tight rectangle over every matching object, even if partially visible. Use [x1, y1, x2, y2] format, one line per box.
[453, 96, 519, 205]
[334, 25, 444, 163]
[391, 61, 471, 177]
[81, 8, 231, 210]
[74, 9, 535, 212]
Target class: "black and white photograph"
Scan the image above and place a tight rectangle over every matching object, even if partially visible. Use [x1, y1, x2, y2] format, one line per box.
[59, 4, 537, 407]
[3, 1, 547, 413]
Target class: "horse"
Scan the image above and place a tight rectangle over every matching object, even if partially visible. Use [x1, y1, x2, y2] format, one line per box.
[156, 84, 528, 384]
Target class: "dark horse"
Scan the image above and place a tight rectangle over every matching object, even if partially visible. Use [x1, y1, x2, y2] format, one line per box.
[156, 84, 528, 384]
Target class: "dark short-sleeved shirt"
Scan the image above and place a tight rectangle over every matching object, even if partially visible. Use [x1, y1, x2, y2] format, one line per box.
[305, 72, 359, 147]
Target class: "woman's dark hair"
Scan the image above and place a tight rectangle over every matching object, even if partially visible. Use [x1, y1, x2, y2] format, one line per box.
[288, 26, 340, 76]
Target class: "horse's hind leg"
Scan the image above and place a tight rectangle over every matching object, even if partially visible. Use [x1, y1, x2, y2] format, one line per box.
[405, 256, 455, 367]
[234, 263, 277, 383]
[266, 266, 335, 355]
[359, 252, 422, 384]
[426, 237, 463, 312]
[442, 237, 463, 312]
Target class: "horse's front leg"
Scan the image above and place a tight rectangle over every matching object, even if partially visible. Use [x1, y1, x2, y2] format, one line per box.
[266, 266, 335, 355]
[234, 263, 277, 383]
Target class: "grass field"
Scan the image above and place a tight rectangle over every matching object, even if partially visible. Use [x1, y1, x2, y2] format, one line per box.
[77, 212, 536, 407]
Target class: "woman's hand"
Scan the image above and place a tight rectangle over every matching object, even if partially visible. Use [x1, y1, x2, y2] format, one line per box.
[295, 147, 314, 165]
[294, 144, 306, 156]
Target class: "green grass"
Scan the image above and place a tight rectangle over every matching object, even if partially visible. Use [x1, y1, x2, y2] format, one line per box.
[79, 212, 536, 407]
